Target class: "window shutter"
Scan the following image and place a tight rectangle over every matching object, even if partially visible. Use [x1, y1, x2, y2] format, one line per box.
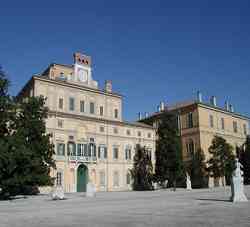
[98, 146, 101, 158]
[62, 144, 65, 155]
[93, 144, 96, 157]
[67, 143, 70, 156]
[77, 144, 80, 156]
[104, 147, 107, 158]
[84, 144, 88, 156]
[88, 144, 91, 156]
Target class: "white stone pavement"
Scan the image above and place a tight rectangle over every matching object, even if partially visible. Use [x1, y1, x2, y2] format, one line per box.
[0, 186, 250, 227]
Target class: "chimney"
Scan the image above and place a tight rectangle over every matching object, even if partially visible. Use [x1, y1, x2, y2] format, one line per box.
[105, 80, 112, 93]
[210, 96, 217, 107]
[229, 104, 234, 112]
[138, 112, 142, 120]
[225, 101, 230, 111]
[160, 101, 165, 111]
[197, 91, 202, 102]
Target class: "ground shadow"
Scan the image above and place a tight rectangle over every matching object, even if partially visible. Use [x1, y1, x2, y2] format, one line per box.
[196, 198, 231, 202]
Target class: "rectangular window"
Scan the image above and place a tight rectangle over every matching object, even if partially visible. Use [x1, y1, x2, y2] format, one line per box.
[69, 97, 75, 111]
[98, 146, 107, 160]
[221, 118, 225, 130]
[100, 126, 105, 132]
[125, 146, 132, 160]
[56, 172, 62, 186]
[59, 98, 63, 109]
[126, 129, 131, 136]
[243, 124, 247, 135]
[80, 100, 85, 113]
[57, 143, 65, 156]
[68, 142, 76, 156]
[100, 106, 104, 116]
[100, 172, 105, 186]
[209, 115, 214, 128]
[137, 131, 141, 137]
[233, 121, 238, 133]
[90, 102, 95, 114]
[77, 144, 86, 156]
[114, 109, 118, 119]
[58, 119, 63, 128]
[113, 171, 119, 187]
[113, 147, 119, 159]
[148, 133, 151, 138]
[113, 127, 118, 134]
[187, 112, 193, 128]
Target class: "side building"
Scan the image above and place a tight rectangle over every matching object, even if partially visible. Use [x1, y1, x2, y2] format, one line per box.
[17, 52, 156, 193]
[141, 93, 249, 187]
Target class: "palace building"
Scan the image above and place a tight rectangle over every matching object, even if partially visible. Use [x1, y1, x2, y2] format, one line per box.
[17, 52, 156, 193]
[141, 93, 249, 187]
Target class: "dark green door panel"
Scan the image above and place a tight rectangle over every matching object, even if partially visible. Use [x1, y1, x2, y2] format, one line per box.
[77, 165, 88, 192]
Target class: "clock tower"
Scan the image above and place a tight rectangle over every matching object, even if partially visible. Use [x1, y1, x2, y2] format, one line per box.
[73, 52, 98, 88]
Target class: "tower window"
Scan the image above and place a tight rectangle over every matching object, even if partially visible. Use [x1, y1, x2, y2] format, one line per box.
[90, 102, 95, 114]
[233, 121, 238, 133]
[243, 124, 247, 135]
[59, 98, 63, 109]
[80, 100, 85, 113]
[100, 106, 104, 116]
[209, 115, 214, 128]
[114, 109, 119, 119]
[221, 118, 225, 130]
[69, 97, 75, 111]
[187, 112, 193, 128]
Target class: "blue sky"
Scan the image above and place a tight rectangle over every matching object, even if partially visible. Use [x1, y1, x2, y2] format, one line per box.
[1, 0, 250, 121]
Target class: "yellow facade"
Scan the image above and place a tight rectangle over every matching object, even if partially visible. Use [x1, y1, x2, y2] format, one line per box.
[18, 53, 156, 193]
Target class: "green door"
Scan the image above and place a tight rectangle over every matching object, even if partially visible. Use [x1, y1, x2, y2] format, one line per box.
[77, 165, 88, 192]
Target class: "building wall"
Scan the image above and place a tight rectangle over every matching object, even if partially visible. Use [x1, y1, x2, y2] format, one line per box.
[31, 77, 155, 192]
[174, 103, 248, 162]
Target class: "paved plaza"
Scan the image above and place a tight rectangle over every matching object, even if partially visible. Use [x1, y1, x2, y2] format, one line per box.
[0, 186, 250, 227]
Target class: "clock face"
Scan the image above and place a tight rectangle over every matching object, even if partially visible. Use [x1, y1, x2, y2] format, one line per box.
[78, 68, 88, 82]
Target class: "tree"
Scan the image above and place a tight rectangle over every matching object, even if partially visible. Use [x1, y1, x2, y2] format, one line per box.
[130, 144, 154, 190]
[0, 67, 55, 199]
[207, 136, 235, 186]
[154, 112, 185, 190]
[239, 136, 250, 184]
[185, 148, 208, 188]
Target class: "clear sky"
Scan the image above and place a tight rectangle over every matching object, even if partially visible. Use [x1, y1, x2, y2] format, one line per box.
[1, 0, 250, 121]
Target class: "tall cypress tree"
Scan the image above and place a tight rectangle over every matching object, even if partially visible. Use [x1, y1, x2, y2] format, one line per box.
[0, 68, 55, 199]
[207, 136, 235, 186]
[130, 144, 153, 190]
[185, 148, 208, 188]
[154, 112, 185, 190]
[239, 136, 250, 184]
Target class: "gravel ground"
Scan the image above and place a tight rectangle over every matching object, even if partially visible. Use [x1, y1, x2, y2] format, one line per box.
[0, 186, 250, 227]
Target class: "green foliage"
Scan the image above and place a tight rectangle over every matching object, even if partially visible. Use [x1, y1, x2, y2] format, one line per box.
[0, 68, 55, 199]
[130, 144, 154, 191]
[239, 136, 250, 185]
[185, 148, 208, 188]
[154, 112, 185, 190]
[207, 136, 235, 186]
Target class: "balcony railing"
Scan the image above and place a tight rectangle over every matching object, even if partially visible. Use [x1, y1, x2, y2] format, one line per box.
[69, 155, 97, 163]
